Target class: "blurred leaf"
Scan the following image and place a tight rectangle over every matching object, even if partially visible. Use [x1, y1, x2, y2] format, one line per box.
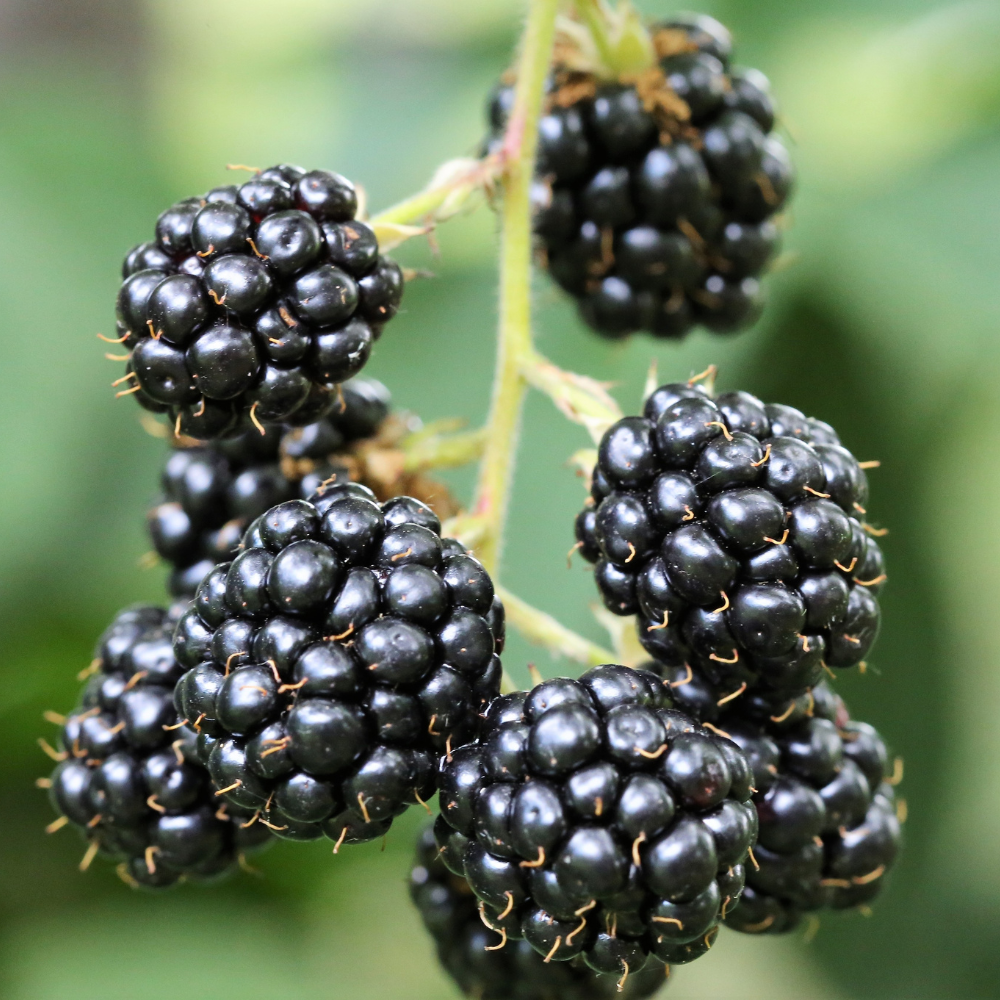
[777, 1, 1000, 190]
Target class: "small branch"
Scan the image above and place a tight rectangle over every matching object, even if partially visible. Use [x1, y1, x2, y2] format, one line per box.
[497, 585, 617, 667]
[400, 422, 486, 472]
[520, 348, 623, 444]
[472, 0, 562, 576]
[590, 604, 646, 667]
[369, 156, 500, 249]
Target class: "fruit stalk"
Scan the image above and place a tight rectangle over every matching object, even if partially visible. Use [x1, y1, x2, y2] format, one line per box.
[472, 0, 561, 576]
[368, 156, 499, 246]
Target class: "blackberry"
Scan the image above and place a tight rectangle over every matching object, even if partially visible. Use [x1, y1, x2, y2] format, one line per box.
[171, 494, 504, 847]
[147, 377, 393, 597]
[719, 682, 902, 932]
[43, 605, 272, 888]
[114, 166, 404, 438]
[435, 665, 756, 979]
[576, 381, 885, 715]
[485, 13, 791, 339]
[411, 822, 668, 999]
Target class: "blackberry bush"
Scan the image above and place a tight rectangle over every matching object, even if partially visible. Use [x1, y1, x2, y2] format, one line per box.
[435, 665, 756, 979]
[575, 380, 885, 717]
[43, 605, 271, 888]
[485, 12, 792, 338]
[148, 377, 394, 597]
[112, 164, 404, 439]
[171, 492, 505, 847]
[721, 682, 903, 933]
[43, 0, 908, 977]
[411, 821, 668, 998]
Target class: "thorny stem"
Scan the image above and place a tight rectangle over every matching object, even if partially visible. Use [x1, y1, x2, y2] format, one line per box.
[472, 0, 561, 577]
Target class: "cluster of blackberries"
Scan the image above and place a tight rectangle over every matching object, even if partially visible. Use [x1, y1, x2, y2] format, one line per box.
[433, 665, 756, 983]
[485, 13, 792, 338]
[722, 682, 902, 933]
[44, 606, 271, 888]
[171, 491, 505, 846]
[573, 379, 901, 931]
[115, 165, 403, 439]
[411, 822, 668, 999]
[576, 381, 885, 719]
[148, 377, 391, 597]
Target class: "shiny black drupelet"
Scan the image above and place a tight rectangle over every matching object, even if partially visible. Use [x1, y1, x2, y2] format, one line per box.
[435, 665, 755, 979]
[485, 14, 792, 339]
[116, 164, 403, 438]
[410, 822, 669, 999]
[720, 682, 902, 933]
[45, 605, 272, 888]
[148, 377, 391, 598]
[172, 493, 505, 848]
[576, 381, 885, 719]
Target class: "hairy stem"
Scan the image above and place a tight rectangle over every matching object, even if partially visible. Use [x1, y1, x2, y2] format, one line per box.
[472, 0, 561, 576]
[369, 157, 498, 231]
[497, 586, 617, 667]
[401, 424, 486, 472]
[520, 348, 622, 444]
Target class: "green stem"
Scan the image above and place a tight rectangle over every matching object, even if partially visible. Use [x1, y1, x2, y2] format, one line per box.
[497, 586, 617, 667]
[370, 158, 486, 226]
[472, 0, 561, 577]
[371, 190, 450, 228]
[520, 348, 622, 444]
[401, 425, 486, 473]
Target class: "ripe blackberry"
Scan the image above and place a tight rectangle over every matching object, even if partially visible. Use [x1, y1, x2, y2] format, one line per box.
[114, 166, 404, 438]
[435, 665, 756, 979]
[411, 822, 668, 999]
[485, 13, 792, 339]
[576, 381, 885, 714]
[719, 683, 902, 932]
[148, 377, 392, 597]
[42, 605, 272, 888]
[171, 493, 504, 847]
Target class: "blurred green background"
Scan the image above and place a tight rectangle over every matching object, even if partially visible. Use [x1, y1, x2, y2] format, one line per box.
[1, 0, 997, 996]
